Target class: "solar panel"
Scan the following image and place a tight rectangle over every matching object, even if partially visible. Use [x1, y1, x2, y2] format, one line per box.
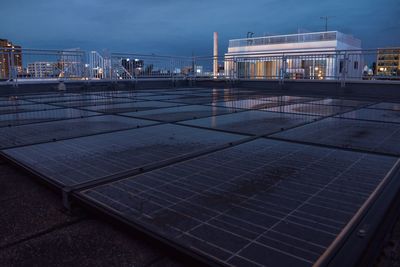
[123, 105, 242, 122]
[0, 108, 99, 127]
[0, 115, 156, 149]
[338, 108, 400, 123]
[210, 99, 284, 110]
[88, 91, 158, 98]
[263, 103, 354, 116]
[136, 94, 187, 101]
[2, 124, 245, 186]
[272, 117, 400, 156]
[368, 102, 400, 111]
[166, 97, 215, 105]
[307, 98, 372, 107]
[28, 94, 107, 103]
[262, 96, 320, 103]
[19, 93, 79, 99]
[0, 103, 60, 115]
[81, 101, 186, 113]
[0, 99, 32, 107]
[180, 110, 319, 135]
[79, 139, 397, 267]
[50, 97, 137, 108]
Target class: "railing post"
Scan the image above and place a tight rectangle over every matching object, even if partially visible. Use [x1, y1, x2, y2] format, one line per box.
[341, 51, 348, 88]
[280, 54, 286, 87]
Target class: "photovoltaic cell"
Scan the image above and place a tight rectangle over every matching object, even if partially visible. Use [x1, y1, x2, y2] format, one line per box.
[2, 124, 245, 186]
[272, 117, 400, 156]
[81, 101, 185, 113]
[0, 103, 60, 115]
[0, 108, 99, 127]
[49, 97, 135, 108]
[79, 139, 397, 267]
[28, 94, 107, 103]
[262, 96, 320, 103]
[122, 105, 240, 122]
[166, 97, 215, 105]
[210, 99, 284, 110]
[368, 102, 400, 111]
[0, 115, 156, 149]
[135, 94, 187, 101]
[0, 99, 32, 107]
[307, 98, 372, 107]
[263, 103, 354, 116]
[180, 110, 318, 135]
[19, 93, 79, 99]
[338, 108, 400, 124]
[88, 91, 158, 98]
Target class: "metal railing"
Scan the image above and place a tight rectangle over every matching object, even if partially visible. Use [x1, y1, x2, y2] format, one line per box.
[0, 48, 86, 82]
[228, 31, 362, 48]
[110, 53, 193, 80]
[0, 48, 399, 84]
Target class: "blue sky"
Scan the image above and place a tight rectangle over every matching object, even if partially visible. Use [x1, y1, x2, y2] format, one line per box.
[1, 0, 399, 56]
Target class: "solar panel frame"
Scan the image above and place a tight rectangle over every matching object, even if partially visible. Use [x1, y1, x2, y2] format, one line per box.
[76, 139, 397, 267]
[0, 108, 100, 128]
[179, 110, 320, 136]
[2, 124, 246, 187]
[0, 115, 158, 149]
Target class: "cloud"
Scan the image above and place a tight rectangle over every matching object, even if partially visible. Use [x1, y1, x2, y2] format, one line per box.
[1, 0, 399, 55]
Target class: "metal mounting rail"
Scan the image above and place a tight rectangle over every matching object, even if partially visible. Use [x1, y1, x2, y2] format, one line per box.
[314, 158, 400, 267]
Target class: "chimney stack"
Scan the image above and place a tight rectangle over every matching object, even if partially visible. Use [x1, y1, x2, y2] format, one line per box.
[213, 32, 218, 78]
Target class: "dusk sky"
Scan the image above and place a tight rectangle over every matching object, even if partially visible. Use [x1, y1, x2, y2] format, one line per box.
[1, 0, 399, 56]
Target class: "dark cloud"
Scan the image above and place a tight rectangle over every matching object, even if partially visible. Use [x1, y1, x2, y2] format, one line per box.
[1, 0, 399, 55]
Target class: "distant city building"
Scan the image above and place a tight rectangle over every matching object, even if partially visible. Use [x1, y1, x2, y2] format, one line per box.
[224, 31, 362, 80]
[0, 39, 23, 79]
[121, 58, 144, 78]
[58, 49, 84, 78]
[376, 48, 400, 77]
[27, 62, 57, 78]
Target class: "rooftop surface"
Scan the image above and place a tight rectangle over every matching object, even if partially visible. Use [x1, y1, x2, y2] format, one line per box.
[1, 86, 400, 267]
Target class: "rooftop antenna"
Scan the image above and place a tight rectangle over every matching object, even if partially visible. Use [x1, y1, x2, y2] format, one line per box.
[320, 16, 335, 32]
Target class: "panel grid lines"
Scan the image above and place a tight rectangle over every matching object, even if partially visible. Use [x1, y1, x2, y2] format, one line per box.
[3, 88, 400, 267]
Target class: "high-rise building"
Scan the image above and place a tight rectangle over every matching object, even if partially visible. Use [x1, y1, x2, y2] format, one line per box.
[27, 62, 57, 78]
[0, 39, 23, 79]
[224, 31, 362, 80]
[376, 48, 400, 77]
[121, 58, 144, 78]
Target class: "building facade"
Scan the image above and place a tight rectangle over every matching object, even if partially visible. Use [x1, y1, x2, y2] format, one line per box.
[0, 39, 23, 80]
[27, 62, 57, 78]
[224, 31, 362, 80]
[376, 48, 400, 78]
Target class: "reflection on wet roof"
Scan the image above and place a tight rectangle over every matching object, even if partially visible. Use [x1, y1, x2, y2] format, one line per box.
[263, 103, 354, 116]
[123, 104, 241, 122]
[180, 110, 318, 135]
[0, 108, 99, 127]
[1, 87, 400, 267]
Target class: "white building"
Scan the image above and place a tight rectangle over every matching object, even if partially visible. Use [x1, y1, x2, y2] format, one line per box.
[224, 31, 362, 80]
[27, 62, 57, 78]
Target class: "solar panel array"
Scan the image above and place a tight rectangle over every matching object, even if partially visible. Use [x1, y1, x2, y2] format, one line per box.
[1, 87, 400, 267]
